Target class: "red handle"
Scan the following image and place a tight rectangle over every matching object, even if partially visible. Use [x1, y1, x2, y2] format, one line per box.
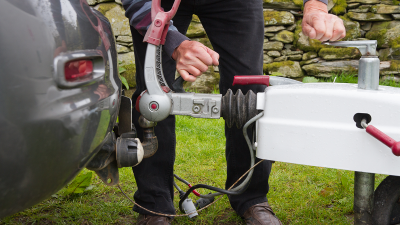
[232, 75, 269, 86]
[144, 0, 181, 45]
[151, 0, 181, 21]
[365, 125, 400, 156]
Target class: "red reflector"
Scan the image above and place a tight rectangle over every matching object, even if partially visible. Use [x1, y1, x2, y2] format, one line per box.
[64, 60, 93, 82]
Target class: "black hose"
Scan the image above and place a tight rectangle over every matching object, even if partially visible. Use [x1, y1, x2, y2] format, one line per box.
[178, 177, 251, 213]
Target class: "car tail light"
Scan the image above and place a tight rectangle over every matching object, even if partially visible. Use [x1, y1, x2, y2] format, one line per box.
[64, 60, 93, 82]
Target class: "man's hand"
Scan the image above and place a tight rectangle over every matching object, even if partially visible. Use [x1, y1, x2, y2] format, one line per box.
[302, 0, 346, 42]
[172, 40, 219, 82]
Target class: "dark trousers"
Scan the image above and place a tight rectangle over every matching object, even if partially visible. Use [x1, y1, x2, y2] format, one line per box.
[130, 0, 272, 217]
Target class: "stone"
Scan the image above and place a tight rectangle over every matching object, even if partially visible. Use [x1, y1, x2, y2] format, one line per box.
[264, 33, 275, 37]
[96, 3, 131, 36]
[319, 47, 362, 60]
[381, 0, 400, 4]
[270, 30, 294, 43]
[118, 52, 135, 66]
[327, 0, 335, 11]
[186, 21, 206, 38]
[264, 38, 269, 43]
[263, 61, 304, 78]
[274, 56, 287, 62]
[264, 26, 285, 33]
[340, 16, 362, 41]
[268, 51, 281, 57]
[183, 66, 220, 93]
[331, 0, 347, 15]
[302, 52, 318, 61]
[262, 0, 302, 11]
[87, 0, 97, 5]
[263, 41, 284, 51]
[264, 55, 274, 64]
[286, 24, 297, 31]
[115, 0, 122, 5]
[392, 14, 400, 20]
[361, 22, 372, 31]
[264, 11, 295, 26]
[379, 48, 400, 60]
[381, 60, 400, 75]
[302, 60, 393, 77]
[116, 36, 133, 43]
[366, 21, 400, 48]
[282, 49, 303, 56]
[98, 0, 113, 3]
[288, 55, 302, 61]
[116, 44, 129, 53]
[346, 12, 392, 22]
[264, 26, 286, 33]
[300, 57, 324, 66]
[284, 44, 293, 50]
[347, 0, 379, 3]
[349, 5, 371, 13]
[370, 4, 400, 14]
[347, 3, 361, 9]
[302, 60, 359, 77]
[382, 75, 400, 82]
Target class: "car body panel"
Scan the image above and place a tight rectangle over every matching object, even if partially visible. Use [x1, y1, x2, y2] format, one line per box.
[0, 0, 121, 218]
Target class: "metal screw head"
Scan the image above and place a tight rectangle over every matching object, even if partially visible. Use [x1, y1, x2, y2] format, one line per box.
[192, 105, 201, 113]
[212, 107, 219, 114]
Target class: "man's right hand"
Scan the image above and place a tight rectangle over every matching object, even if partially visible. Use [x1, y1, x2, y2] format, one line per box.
[172, 40, 219, 82]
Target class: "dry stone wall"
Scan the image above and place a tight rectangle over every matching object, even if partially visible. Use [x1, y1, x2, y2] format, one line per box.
[89, 0, 400, 92]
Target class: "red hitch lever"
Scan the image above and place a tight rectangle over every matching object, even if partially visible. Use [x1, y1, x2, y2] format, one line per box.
[232, 75, 269, 86]
[363, 121, 400, 156]
[143, 0, 181, 46]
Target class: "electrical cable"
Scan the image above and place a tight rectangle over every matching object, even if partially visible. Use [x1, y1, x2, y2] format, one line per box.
[117, 111, 265, 217]
[116, 159, 265, 218]
[178, 112, 265, 212]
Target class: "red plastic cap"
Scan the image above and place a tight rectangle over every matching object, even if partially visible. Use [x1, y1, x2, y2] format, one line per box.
[392, 142, 400, 156]
[232, 75, 269, 86]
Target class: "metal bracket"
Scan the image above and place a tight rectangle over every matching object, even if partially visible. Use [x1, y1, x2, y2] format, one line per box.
[169, 93, 222, 118]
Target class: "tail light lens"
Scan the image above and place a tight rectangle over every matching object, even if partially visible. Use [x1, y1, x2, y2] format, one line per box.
[64, 60, 93, 82]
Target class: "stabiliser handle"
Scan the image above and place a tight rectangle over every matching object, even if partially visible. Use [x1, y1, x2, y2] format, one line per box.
[144, 0, 181, 45]
[365, 125, 400, 156]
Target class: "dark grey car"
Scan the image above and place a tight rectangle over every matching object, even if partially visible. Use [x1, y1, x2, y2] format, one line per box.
[0, 0, 122, 218]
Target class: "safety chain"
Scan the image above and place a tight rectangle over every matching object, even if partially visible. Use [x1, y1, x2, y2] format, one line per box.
[116, 159, 265, 217]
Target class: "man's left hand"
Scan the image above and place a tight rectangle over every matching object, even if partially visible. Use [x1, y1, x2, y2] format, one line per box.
[302, 0, 346, 42]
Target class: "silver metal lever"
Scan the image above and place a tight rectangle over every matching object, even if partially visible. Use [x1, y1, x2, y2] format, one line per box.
[322, 40, 378, 56]
[323, 40, 380, 90]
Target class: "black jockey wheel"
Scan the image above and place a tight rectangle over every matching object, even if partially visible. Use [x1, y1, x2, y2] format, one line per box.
[372, 175, 400, 225]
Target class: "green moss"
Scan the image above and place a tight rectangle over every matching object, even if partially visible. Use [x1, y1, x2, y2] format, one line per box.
[293, 0, 303, 6]
[121, 64, 136, 88]
[389, 36, 400, 49]
[263, 61, 294, 72]
[370, 5, 378, 13]
[366, 28, 388, 47]
[331, 0, 347, 15]
[319, 47, 361, 60]
[96, 3, 115, 15]
[389, 60, 400, 71]
[192, 14, 201, 23]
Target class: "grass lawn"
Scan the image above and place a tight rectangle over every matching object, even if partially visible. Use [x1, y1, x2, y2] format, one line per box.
[1, 74, 393, 224]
